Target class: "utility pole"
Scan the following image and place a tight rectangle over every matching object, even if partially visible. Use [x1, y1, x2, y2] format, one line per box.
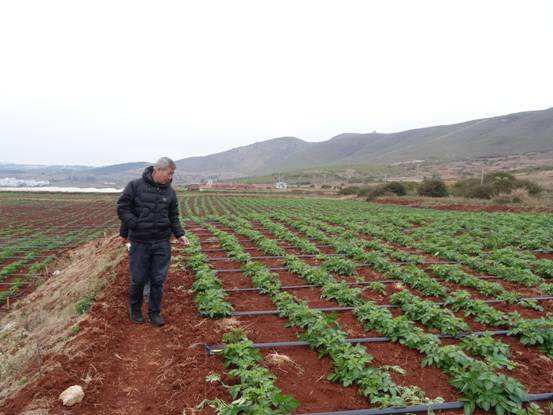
[480, 166, 485, 185]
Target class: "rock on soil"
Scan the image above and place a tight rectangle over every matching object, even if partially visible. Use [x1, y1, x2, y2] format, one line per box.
[59, 385, 84, 406]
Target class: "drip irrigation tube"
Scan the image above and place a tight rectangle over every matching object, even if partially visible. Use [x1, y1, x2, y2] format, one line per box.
[213, 261, 458, 272]
[231, 305, 369, 316]
[205, 330, 511, 354]
[207, 254, 341, 261]
[229, 296, 553, 317]
[224, 275, 503, 292]
[197, 238, 259, 244]
[204, 253, 458, 263]
[200, 245, 333, 253]
[192, 228, 268, 234]
[295, 393, 553, 415]
[201, 247, 263, 253]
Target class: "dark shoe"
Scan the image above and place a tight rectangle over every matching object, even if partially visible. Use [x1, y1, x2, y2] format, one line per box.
[149, 313, 165, 326]
[129, 305, 144, 324]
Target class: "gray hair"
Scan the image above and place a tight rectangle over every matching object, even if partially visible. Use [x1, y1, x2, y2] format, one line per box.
[154, 157, 176, 170]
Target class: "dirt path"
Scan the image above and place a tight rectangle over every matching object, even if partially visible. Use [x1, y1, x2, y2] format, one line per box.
[2, 252, 226, 415]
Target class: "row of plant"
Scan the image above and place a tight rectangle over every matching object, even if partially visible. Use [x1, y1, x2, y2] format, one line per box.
[195, 216, 435, 408]
[430, 264, 543, 309]
[176, 229, 233, 318]
[239, 215, 519, 367]
[0, 228, 106, 282]
[201, 328, 299, 414]
[270, 213, 553, 358]
[0, 195, 118, 304]
[235, 196, 553, 252]
[172, 211, 304, 413]
[401, 208, 553, 251]
[211, 214, 533, 415]
[291, 214, 546, 309]
[402, 226, 553, 280]
[313, 212, 553, 296]
[0, 254, 55, 304]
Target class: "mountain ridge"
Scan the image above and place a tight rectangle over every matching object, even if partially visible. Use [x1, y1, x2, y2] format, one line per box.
[2, 107, 553, 185]
[172, 107, 553, 177]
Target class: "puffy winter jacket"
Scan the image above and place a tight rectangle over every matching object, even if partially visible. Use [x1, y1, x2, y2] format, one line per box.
[117, 166, 184, 242]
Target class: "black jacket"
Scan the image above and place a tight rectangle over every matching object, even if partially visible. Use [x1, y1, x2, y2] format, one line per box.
[117, 166, 184, 242]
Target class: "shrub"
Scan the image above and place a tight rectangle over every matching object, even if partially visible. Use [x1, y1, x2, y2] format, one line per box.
[417, 178, 448, 197]
[382, 182, 407, 196]
[464, 184, 496, 200]
[453, 172, 543, 199]
[338, 186, 361, 195]
[517, 180, 543, 196]
[493, 188, 532, 204]
[366, 182, 408, 201]
[485, 172, 517, 194]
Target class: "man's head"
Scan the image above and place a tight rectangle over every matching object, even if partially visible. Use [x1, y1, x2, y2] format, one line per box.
[152, 157, 176, 185]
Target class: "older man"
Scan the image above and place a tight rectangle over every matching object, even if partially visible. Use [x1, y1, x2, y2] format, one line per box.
[117, 157, 189, 326]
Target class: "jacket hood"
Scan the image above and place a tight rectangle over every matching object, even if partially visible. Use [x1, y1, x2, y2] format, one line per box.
[142, 166, 171, 188]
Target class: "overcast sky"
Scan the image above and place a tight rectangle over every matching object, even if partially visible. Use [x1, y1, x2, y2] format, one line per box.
[1, 0, 552, 166]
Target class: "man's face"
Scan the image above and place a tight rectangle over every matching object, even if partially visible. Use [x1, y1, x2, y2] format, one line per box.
[154, 167, 175, 184]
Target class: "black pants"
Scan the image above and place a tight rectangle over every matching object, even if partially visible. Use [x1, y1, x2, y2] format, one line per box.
[129, 239, 171, 315]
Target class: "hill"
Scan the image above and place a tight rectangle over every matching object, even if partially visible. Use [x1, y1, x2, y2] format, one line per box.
[174, 107, 553, 178]
[2, 107, 552, 185]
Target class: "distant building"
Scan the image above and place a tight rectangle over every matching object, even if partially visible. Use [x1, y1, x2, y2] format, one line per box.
[275, 181, 288, 189]
[0, 177, 50, 187]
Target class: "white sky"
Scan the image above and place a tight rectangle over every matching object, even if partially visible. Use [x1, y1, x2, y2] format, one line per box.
[0, 0, 552, 166]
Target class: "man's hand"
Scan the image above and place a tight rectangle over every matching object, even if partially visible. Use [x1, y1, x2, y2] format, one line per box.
[178, 236, 190, 246]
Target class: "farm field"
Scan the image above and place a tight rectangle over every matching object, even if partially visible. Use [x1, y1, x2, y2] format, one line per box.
[0, 192, 119, 309]
[2, 193, 553, 415]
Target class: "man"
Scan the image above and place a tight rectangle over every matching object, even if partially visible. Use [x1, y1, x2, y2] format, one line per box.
[117, 157, 189, 326]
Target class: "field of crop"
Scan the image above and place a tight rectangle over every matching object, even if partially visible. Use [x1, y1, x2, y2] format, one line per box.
[0, 192, 119, 308]
[177, 194, 553, 415]
[2, 192, 553, 415]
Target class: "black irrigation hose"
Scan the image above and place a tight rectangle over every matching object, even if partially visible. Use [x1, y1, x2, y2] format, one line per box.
[198, 238, 257, 244]
[191, 228, 268, 234]
[196, 234, 321, 244]
[224, 275, 504, 293]
[229, 296, 553, 317]
[200, 245, 334, 253]
[206, 254, 341, 261]
[295, 393, 553, 415]
[216, 266, 298, 273]
[213, 261, 458, 272]
[231, 305, 368, 316]
[300, 401, 463, 415]
[205, 330, 512, 354]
